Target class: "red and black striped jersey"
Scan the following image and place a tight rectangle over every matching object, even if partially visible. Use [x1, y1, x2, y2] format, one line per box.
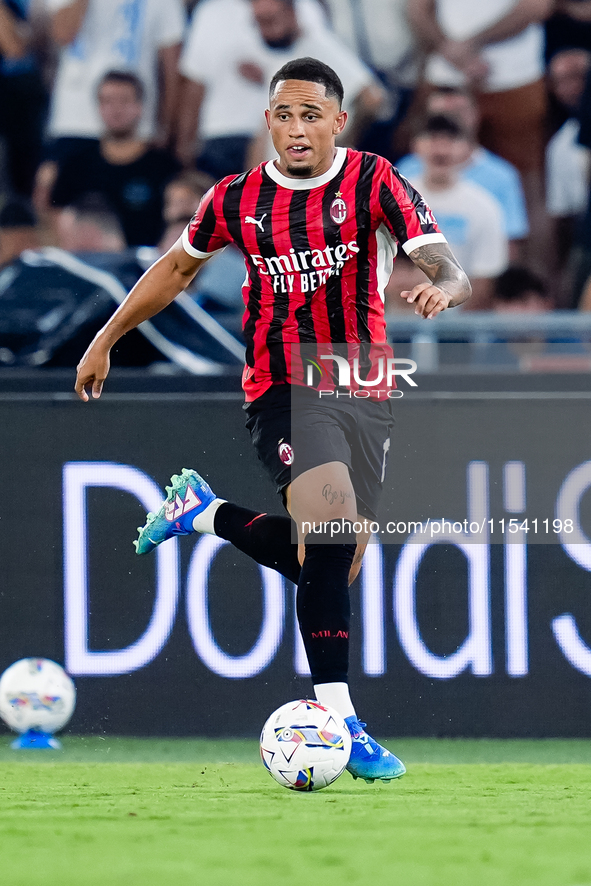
[182, 147, 446, 401]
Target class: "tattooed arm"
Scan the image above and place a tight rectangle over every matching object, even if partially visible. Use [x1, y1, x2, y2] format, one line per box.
[401, 242, 472, 319]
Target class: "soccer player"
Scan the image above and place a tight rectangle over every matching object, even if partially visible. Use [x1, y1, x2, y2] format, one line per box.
[75, 57, 471, 783]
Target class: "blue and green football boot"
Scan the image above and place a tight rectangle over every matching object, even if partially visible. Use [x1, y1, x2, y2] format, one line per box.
[134, 468, 216, 555]
[345, 716, 406, 783]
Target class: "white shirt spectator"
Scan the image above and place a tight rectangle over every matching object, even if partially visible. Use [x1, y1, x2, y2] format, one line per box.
[411, 175, 508, 277]
[46, 0, 186, 139]
[184, 0, 327, 39]
[180, 0, 373, 140]
[546, 119, 590, 217]
[323, 0, 419, 85]
[425, 0, 544, 92]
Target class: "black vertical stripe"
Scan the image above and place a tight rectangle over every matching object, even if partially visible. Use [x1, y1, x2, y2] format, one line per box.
[354, 153, 379, 342]
[222, 173, 258, 369]
[321, 163, 348, 343]
[258, 179, 288, 381]
[190, 198, 218, 254]
[290, 189, 315, 343]
[390, 168, 441, 237]
[222, 171, 249, 243]
[393, 168, 439, 221]
[379, 180, 409, 243]
[392, 167, 419, 202]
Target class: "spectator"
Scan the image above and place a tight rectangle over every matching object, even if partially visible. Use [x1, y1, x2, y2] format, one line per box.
[0, 0, 49, 197]
[177, 0, 383, 177]
[187, 242, 250, 336]
[546, 49, 591, 304]
[485, 266, 552, 367]
[547, 49, 590, 220]
[176, 0, 328, 171]
[389, 115, 508, 310]
[51, 71, 180, 247]
[158, 169, 213, 253]
[407, 0, 552, 268]
[321, 0, 421, 160]
[56, 195, 126, 252]
[162, 170, 213, 226]
[35, 0, 185, 209]
[155, 167, 249, 330]
[397, 86, 529, 258]
[561, 38, 591, 305]
[545, 0, 591, 62]
[0, 198, 40, 265]
[493, 266, 551, 312]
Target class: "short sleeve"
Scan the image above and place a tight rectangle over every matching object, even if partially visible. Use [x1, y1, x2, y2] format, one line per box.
[50, 147, 94, 207]
[179, 1, 223, 83]
[546, 141, 566, 216]
[468, 152, 528, 240]
[182, 185, 231, 258]
[155, 0, 185, 48]
[376, 163, 447, 254]
[546, 123, 588, 218]
[493, 164, 528, 240]
[51, 164, 77, 207]
[45, 0, 76, 12]
[468, 192, 508, 278]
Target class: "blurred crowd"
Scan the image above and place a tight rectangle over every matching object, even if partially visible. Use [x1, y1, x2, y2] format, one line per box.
[3, 0, 591, 325]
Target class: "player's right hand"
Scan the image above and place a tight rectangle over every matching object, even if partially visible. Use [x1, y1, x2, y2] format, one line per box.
[75, 343, 110, 402]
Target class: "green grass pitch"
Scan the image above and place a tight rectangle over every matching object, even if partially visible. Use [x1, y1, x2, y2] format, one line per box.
[1, 737, 591, 886]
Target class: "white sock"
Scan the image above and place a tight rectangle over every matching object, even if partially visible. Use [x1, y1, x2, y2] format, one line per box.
[313, 682, 356, 720]
[191, 498, 226, 535]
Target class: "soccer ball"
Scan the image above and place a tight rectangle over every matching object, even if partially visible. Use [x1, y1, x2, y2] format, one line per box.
[260, 699, 352, 791]
[0, 658, 76, 735]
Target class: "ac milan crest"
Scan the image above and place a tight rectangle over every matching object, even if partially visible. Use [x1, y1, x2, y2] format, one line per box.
[278, 441, 294, 465]
[330, 191, 347, 225]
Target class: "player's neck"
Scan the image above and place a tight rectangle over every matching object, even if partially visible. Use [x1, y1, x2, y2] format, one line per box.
[100, 136, 148, 166]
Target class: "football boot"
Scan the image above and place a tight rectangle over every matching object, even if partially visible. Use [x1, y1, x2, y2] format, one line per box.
[345, 716, 406, 783]
[134, 468, 216, 555]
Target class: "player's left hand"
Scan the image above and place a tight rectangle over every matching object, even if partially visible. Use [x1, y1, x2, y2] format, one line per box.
[400, 283, 452, 319]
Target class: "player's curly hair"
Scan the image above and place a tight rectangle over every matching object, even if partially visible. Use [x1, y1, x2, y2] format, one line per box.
[269, 57, 344, 107]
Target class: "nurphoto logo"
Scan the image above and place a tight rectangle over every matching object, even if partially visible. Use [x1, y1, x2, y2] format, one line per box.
[305, 353, 418, 399]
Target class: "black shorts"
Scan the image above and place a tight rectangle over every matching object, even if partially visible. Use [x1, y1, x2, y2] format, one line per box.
[244, 384, 394, 521]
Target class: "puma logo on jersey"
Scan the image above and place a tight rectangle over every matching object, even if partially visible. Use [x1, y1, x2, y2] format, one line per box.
[245, 213, 267, 232]
[165, 486, 202, 522]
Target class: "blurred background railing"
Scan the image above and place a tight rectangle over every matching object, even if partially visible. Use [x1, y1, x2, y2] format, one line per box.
[386, 312, 591, 372]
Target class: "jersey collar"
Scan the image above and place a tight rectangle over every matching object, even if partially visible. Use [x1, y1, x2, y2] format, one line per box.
[264, 147, 347, 190]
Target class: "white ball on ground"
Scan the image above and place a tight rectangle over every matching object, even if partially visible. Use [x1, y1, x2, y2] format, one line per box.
[0, 658, 76, 735]
[260, 699, 352, 791]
